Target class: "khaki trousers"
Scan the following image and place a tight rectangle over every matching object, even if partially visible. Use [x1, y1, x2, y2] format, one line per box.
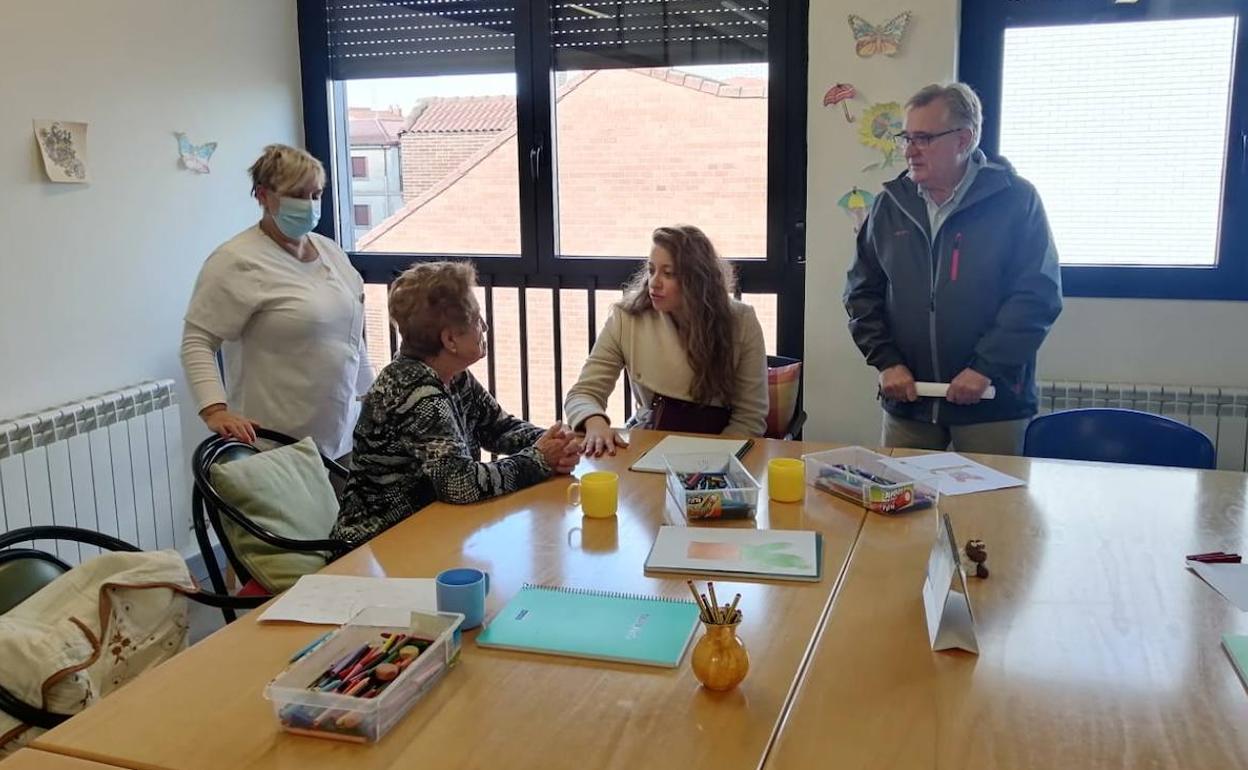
[881, 412, 1029, 456]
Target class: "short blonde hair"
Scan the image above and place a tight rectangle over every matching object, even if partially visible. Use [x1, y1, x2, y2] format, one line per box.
[248, 144, 326, 197]
[390, 262, 478, 358]
[907, 83, 983, 152]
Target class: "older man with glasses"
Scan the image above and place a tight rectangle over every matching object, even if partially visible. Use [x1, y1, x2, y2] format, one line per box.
[844, 82, 1063, 455]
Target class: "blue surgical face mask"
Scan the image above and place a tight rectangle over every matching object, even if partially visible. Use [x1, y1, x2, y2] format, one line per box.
[273, 196, 320, 239]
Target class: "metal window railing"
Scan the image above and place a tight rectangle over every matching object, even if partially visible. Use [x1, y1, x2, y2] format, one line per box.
[370, 274, 777, 430]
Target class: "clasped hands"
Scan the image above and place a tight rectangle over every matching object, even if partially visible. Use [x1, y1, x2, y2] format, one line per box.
[534, 422, 582, 474]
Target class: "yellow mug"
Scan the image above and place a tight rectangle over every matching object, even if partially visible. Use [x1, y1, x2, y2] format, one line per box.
[768, 458, 805, 503]
[567, 471, 619, 518]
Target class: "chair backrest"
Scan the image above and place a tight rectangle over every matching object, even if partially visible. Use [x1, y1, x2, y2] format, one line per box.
[1024, 408, 1217, 470]
[0, 550, 70, 616]
[190, 430, 295, 590]
[765, 355, 804, 439]
[189, 429, 349, 616]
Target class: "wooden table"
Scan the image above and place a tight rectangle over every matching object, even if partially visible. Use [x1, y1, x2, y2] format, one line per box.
[33, 431, 868, 770]
[0, 749, 123, 769]
[764, 452, 1248, 769]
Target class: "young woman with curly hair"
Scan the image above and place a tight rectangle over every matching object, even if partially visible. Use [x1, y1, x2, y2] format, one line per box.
[565, 225, 769, 457]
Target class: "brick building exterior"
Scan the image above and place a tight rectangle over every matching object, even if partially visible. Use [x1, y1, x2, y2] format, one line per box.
[355, 67, 775, 428]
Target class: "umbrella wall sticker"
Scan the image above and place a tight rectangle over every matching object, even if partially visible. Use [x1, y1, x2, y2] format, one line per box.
[859, 102, 903, 171]
[838, 187, 876, 233]
[823, 83, 859, 123]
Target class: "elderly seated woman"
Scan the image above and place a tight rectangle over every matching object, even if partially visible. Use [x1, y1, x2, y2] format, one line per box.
[331, 262, 580, 545]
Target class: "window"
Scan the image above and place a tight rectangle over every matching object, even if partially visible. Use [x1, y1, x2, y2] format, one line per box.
[298, 0, 808, 421]
[960, 0, 1248, 299]
[353, 204, 370, 227]
[350, 155, 368, 179]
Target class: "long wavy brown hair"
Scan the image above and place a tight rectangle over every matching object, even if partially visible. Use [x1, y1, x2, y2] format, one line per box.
[620, 225, 738, 405]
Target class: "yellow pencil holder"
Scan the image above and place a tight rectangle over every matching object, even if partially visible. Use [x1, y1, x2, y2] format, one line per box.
[691, 618, 749, 692]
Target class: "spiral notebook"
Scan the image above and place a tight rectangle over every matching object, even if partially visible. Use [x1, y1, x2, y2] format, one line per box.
[476, 584, 701, 668]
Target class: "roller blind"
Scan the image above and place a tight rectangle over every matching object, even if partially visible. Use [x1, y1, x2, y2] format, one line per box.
[326, 0, 518, 79]
[551, 0, 769, 70]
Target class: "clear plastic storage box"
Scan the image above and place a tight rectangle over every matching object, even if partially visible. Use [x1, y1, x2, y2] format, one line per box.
[264, 607, 463, 743]
[664, 452, 761, 520]
[802, 446, 939, 514]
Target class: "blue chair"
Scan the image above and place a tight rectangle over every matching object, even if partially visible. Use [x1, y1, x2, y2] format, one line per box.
[1024, 408, 1216, 470]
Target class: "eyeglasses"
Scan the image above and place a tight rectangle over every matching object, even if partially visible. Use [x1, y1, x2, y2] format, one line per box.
[892, 127, 963, 149]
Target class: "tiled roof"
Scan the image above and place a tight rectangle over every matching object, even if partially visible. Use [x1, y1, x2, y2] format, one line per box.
[358, 68, 767, 249]
[406, 96, 516, 134]
[348, 108, 406, 145]
[641, 68, 768, 98]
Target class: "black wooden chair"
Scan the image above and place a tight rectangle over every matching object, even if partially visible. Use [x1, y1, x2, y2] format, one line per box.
[191, 428, 351, 622]
[0, 525, 263, 729]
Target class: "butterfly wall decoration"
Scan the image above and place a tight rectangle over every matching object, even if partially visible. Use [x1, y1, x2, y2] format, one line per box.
[175, 132, 217, 174]
[848, 12, 911, 58]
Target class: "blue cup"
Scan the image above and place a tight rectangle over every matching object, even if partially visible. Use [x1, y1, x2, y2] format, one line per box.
[435, 567, 491, 630]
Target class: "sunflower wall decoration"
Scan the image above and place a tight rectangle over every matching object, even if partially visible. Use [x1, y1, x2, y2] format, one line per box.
[858, 101, 902, 171]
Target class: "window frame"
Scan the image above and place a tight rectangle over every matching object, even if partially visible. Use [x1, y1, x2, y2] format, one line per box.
[295, 0, 808, 356]
[352, 203, 371, 227]
[959, 0, 1248, 300]
[350, 155, 368, 179]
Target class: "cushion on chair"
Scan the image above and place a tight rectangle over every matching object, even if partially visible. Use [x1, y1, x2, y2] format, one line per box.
[765, 360, 802, 438]
[209, 437, 337, 593]
[0, 550, 194, 756]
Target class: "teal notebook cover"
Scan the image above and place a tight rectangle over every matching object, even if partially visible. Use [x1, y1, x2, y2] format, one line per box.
[1223, 634, 1248, 689]
[476, 584, 701, 668]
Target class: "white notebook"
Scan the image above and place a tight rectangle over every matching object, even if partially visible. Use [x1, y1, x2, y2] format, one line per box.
[630, 435, 754, 474]
[644, 525, 822, 582]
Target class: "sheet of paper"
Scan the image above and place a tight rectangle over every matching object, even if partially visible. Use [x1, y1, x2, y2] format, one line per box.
[1188, 562, 1248, 612]
[34, 119, 88, 183]
[258, 574, 437, 624]
[630, 435, 751, 474]
[882, 452, 1025, 496]
[914, 381, 996, 400]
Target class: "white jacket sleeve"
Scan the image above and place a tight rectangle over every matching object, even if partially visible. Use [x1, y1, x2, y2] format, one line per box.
[180, 321, 228, 413]
[564, 308, 627, 431]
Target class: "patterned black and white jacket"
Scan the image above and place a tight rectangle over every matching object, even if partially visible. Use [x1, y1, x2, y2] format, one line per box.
[331, 356, 551, 545]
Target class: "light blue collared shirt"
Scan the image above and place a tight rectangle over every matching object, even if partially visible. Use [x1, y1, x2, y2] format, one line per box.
[918, 152, 983, 240]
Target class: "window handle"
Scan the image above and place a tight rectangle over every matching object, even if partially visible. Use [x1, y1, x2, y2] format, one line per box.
[530, 137, 543, 180]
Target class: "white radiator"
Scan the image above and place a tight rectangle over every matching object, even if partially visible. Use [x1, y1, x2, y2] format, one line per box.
[1038, 380, 1248, 472]
[0, 380, 186, 565]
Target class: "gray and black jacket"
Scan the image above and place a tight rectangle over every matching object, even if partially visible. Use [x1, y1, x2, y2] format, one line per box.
[844, 152, 1063, 425]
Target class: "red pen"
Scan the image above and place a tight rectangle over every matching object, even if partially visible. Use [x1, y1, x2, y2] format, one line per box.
[950, 232, 962, 282]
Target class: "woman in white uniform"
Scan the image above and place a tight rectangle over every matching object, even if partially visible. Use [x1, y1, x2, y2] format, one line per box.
[180, 144, 372, 461]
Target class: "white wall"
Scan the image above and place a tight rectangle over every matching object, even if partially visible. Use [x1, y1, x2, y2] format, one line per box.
[0, 0, 303, 543]
[1041, 300, 1248, 385]
[803, 3, 1248, 445]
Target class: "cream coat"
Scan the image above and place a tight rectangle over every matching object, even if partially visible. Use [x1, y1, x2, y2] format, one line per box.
[564, 300, 768, 437]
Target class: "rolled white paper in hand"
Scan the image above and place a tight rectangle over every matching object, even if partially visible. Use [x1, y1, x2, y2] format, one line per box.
[915, 381, 996, 400]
